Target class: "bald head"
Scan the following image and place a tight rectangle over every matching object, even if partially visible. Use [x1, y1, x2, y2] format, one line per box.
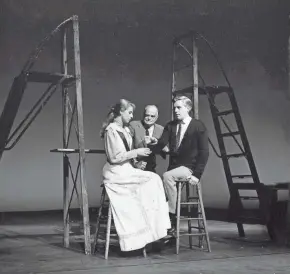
[143, 105, 159, 127]
[144, 105, 158, 114]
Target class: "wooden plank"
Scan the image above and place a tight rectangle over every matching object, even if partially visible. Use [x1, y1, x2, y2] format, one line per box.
[72, 15, 91, 255]
[50, 148, 105, 154]
[274, 182, 290, 189]
[172, 85, 232, 97]
[27, 71, 75, 84]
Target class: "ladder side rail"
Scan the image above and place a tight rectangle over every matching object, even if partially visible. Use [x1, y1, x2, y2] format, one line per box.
[0, 75, 27, 155]
[227, 90, 261, 185]
[208, 93, 245, 237]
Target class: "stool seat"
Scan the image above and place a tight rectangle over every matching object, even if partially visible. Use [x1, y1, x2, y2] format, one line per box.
[175, 180, 211, 254]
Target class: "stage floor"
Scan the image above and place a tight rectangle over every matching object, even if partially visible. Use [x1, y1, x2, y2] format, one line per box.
[1, 214, 290, 273]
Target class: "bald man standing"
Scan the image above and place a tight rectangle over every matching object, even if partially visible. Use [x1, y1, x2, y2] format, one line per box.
[129, 105, 166, 172]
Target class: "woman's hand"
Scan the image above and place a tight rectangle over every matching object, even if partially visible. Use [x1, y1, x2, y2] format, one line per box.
[135, 161, 147, 170]
[136, 148, 152, 157]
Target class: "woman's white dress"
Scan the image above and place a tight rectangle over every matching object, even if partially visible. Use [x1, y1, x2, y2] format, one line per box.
[102, 122, 171, 251]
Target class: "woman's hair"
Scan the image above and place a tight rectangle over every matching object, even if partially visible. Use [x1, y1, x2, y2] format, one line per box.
[100, 99, 136, 138]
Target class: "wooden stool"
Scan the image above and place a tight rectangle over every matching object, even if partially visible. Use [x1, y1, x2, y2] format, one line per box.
[175, 180, 211, 254]
[92, 185, 147, 259]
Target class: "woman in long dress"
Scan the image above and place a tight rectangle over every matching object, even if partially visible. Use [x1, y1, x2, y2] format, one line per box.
[100, 99, 171, 252]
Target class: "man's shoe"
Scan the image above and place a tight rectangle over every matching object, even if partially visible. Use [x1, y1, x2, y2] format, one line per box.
[167, 227, 176, 236]
[162, 235, 176, 247]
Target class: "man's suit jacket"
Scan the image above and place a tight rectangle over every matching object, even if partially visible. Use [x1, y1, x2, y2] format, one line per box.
[129, 120, 164, 171]
[151, 118, 209, 179]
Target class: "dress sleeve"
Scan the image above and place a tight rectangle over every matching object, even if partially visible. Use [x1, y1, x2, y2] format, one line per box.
[104, 128, 138, 164]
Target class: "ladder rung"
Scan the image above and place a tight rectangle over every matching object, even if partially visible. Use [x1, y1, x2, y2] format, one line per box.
[180, 202, 199, 205]
[220, 131, 240, 137]
[98, 224, 116, 230]
[226, 153, 245, 158]
[179, 232, 207, 236]
[172, 85, 231, 97]
[187, 197, 199, 200]
[216, 109, 234, 116]
[232, 183, 263, 190]
[240, 196, 259, 200]
[232, 175, 252, 179]
[199, 85, 233, 95]
[97, 234, 118, 239]
[190, 226, 204, 229]
[180, 217, 203, 220]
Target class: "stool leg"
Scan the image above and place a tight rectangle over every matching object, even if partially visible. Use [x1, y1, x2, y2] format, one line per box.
[176, 182, 182, 254]
[143, 247, 147, 258]
[197, 191, 203, 249]
[186, 183, 193, 249]
[197, 183, 211, 252]
[105, 204, 112, 259]
[195, 184, 203, 249]
[93, 188, 106, 254]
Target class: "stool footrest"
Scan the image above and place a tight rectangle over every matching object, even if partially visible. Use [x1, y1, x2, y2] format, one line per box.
[180, 217, 203, 220]
[175, 180, 211, 254]
[180, 202, 199, 205]
[96, 233, 118, 240]
[179, 232, 207, 236]
[190, 226, 204, 229]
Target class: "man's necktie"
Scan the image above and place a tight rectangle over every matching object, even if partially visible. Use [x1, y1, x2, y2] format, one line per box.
[175, 122, 182, 150]
[145, 128, 149, 136]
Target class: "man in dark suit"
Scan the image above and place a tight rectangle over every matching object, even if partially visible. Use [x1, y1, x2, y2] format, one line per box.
[129, 105, 166, 172]
[150, 96, 209, 226]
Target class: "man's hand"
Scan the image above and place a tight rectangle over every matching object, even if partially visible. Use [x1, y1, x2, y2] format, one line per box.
[162, 146, 169, 152]
[135, 161, 147, 170]
[144, 136, 151, 145]
[160, 145, 169, 159]
[187, 175, 199, 185]
[149, 136, 158, 145]
[144, 136, 158, 145]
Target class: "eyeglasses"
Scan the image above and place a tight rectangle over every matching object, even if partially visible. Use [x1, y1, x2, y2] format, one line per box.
[145, 114, 156, 118]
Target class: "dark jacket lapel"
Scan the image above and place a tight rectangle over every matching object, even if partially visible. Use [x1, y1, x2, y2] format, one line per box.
[178, 119, 194, 150]
[171, 122, 178, 150]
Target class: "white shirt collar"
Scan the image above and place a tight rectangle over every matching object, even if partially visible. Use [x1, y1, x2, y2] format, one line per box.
[143, 122, 154, 129]
[181, 116, 192, 125]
